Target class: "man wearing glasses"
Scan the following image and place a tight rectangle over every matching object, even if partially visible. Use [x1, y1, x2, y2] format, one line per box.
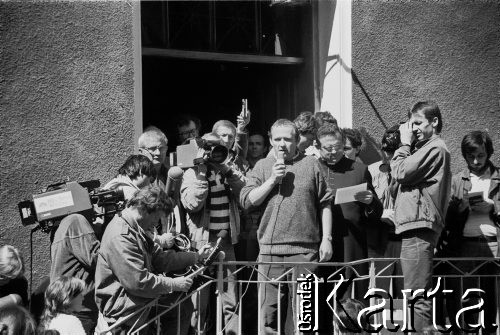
[138, 126, 169, 189]
[176, 115, 201, 145]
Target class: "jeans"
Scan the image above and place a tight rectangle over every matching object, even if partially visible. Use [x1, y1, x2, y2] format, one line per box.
[191, 231, 239, 335]
[158, 292, 193, 335]
[445, 238, 499, 334]
[259, 253, 318, 335]
[400, 229, 438, 333]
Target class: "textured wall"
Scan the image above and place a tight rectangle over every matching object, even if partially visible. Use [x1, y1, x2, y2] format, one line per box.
[0, 2, 138, 290]
[352, 0, 500, 171]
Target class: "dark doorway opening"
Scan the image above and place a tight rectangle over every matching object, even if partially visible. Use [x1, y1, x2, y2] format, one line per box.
[141, 0, 315, 148]
[142, 57, 303, 148]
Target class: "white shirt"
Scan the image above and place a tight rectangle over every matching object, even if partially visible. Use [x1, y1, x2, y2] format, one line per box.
[463, 170, 497, 237]
[48, 313, 86, 335]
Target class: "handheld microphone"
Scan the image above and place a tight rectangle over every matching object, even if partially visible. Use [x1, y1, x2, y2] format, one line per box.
[166, 166, 184, 198]
[201, 229, 228, 266]
[276, 152, 285, 185]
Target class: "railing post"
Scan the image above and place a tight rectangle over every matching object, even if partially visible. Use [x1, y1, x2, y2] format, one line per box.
[369, 258, 376, 290]
[216, 254, 224, 334]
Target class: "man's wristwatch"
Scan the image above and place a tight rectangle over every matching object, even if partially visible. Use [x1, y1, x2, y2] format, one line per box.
[323, 235, 332, 242]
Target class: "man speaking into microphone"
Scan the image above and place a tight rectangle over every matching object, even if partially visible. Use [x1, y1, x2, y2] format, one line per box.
[240, 119, 333, 334]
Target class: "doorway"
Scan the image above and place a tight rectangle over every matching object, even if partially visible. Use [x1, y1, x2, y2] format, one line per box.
[141, 0, 315, 147]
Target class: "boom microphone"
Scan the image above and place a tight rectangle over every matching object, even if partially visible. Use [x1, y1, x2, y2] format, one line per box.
[186, 229, 227, 280]
[166, 166, 184, 198]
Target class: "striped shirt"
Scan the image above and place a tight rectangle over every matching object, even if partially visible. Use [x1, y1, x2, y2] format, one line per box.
[208, 172, 230, 230]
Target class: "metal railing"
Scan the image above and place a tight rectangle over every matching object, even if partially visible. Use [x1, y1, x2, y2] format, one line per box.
[97, 257, 500, 335]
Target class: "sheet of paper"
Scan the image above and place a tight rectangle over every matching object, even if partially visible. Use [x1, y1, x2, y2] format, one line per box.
[334, 183, 367, 205]
[467, 191, 484, 206]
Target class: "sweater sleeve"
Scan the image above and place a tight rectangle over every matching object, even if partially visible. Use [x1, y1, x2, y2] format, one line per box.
[240, 160, 266, 209]
[390, 144, 445, 185]
[180, 167, 209, 213]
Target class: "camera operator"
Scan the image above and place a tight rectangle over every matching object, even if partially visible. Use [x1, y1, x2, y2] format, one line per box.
[50, 211, 101, 334]
[104, 154, 156, 199]
[104, 154, 175, 249]
[95, 185, 209, 333]
[181, 128, 247, 335]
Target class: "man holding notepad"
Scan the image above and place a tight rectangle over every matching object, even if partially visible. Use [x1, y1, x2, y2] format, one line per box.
[314, 124, 382, 290]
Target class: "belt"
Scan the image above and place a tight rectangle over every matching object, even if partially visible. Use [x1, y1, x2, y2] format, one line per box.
[462, 235, 497, 243]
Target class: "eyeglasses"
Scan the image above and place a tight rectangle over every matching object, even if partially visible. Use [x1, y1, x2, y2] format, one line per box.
[320, 145, 343, 153]
[144, 145, 167, 153]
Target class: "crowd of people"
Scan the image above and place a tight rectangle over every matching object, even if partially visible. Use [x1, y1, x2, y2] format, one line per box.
[1, 101, 499, 335]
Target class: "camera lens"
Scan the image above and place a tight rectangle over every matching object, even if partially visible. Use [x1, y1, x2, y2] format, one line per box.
[209, 145, 228, 163]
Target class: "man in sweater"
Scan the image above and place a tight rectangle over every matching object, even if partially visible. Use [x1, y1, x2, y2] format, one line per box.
[240, 119, 333, 334]
[391, 101, 451, 332]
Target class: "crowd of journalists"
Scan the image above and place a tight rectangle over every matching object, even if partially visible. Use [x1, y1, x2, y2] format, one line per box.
[0, 101, 499, 335]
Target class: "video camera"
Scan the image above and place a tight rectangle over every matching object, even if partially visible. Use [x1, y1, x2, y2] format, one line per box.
[170, 136, 229, 169]
[18, 180, 125, 233]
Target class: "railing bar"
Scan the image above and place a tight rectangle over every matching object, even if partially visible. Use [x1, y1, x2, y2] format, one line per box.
[238, 280, 243, 335]
[258, 272, 262, 335]
[277, 282, 282, 335]
[101, 258, 500, 335]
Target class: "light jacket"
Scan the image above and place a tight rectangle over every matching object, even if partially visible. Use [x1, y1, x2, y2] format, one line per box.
[104, 175, 139, 200]
[95, 208, 198, 325]
[438, 163, 500, 256]
[180, 164, 246, 248]
[390, 135, 452, 235]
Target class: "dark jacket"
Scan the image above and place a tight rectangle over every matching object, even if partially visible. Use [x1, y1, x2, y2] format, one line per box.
[95, 208, 198, 325]
[321, 157, 382, 234]
[319, 157, 383, 261]
[50, 214, 100, 313]
[438, 163, 500, 256]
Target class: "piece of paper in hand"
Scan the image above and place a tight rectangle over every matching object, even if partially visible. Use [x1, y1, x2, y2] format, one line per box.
[334, 183, 367, 205]
[467, 191, 484, 206]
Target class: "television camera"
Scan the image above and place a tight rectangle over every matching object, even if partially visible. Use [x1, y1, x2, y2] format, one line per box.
[18, 180, 125, 233]
[170, 136, 229, 169]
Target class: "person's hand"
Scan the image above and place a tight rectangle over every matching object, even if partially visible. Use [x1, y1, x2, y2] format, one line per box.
[270, 160, 286, 184]
[319, 239, 333, 262]
[197, 163, 208, 178]
[354, 190, 374, 204]
[237, 110, 251, 132]
[197, 244, 213, 262]
[170, 276, 193, 292]
[398, 121, 414, 146]
[458, 195, 469, 212]
[206, 162, 231, 175]
[155, 233, 175, 249]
